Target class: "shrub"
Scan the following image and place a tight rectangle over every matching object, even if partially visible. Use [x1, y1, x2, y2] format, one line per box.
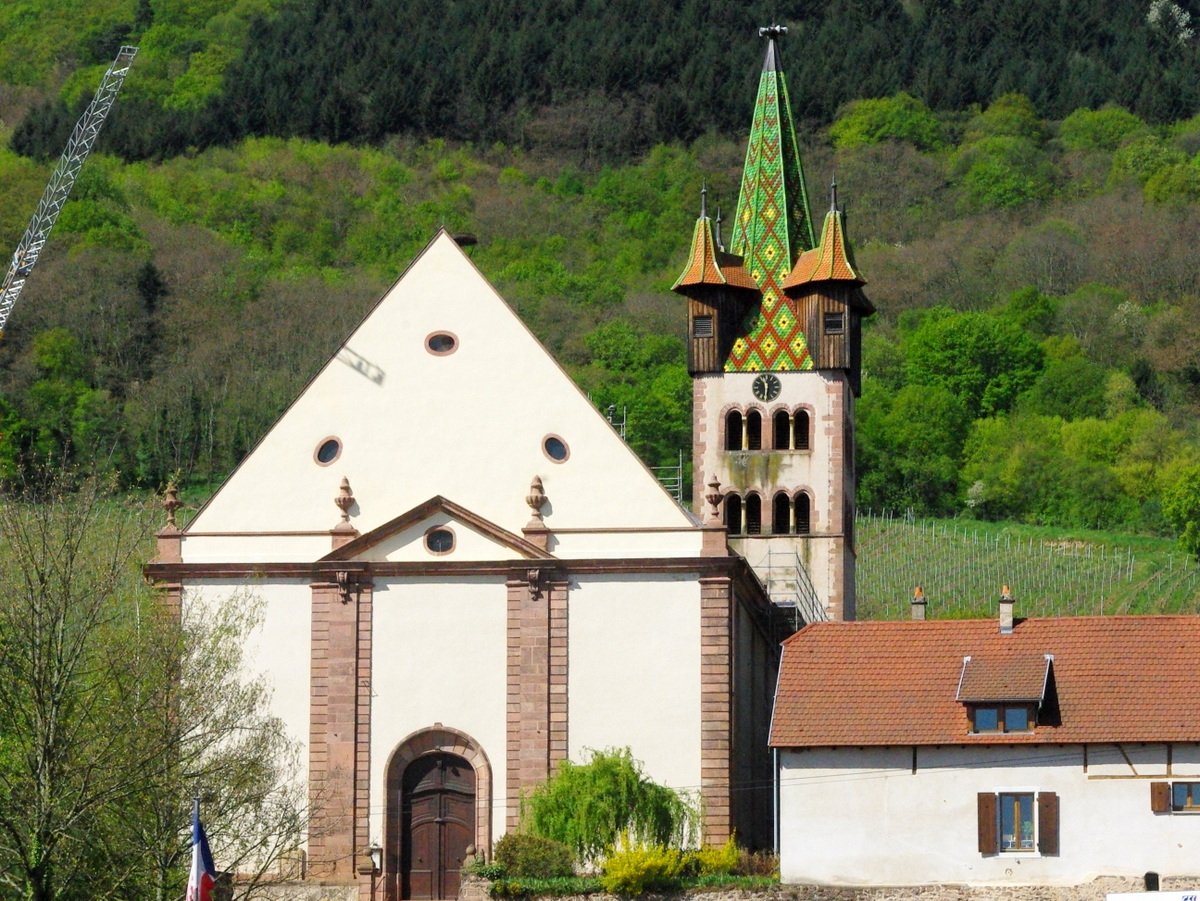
[600, 844, 684, 896]
[467, 861, 507, 880]
[493, 833, 575, 879]
[684, 835, 739, 876]
[736, 849, 780, 877]
[523, 748, 699, 860]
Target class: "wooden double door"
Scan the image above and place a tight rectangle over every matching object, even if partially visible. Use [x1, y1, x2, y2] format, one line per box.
[398, 753, 475, 900]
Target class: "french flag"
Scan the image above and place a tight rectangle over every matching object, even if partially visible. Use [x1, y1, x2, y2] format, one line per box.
[187, 799, 217, 901]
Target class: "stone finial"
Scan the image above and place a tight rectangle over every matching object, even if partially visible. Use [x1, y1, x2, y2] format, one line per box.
[526, 476, 547, 525]
[335, 477, 354, 525]
[162, 480, 182, 530]
[704, 477, 724, 524]
[523, 476, 551, 552]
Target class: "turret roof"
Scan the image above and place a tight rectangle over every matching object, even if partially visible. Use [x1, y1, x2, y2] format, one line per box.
[673, 196, 758, 292]
[784, 202, 865, 289]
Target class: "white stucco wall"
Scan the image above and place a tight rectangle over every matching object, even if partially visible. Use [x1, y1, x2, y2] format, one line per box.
[187, 233, 690, 547]
[779, 745, 1200, 886]
[182, 579, 313, 759]
[368, 576, 508, 846]
[568, 573, 702, 793]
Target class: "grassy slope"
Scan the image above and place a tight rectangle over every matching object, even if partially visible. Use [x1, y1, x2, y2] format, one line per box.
[856, 512, 1200, 620]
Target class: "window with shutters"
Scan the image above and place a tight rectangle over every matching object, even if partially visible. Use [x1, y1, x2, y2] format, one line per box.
[745, 494, 762, 535]
[725, 411, 743, 451]
[693, 315, 714, 338]
[746, 410, 763, 450]
[823, 311, 845, 335]
[1152, 781, 1200, 812]
[725, 494, 743, 535]
[978, 791, 1058, 855]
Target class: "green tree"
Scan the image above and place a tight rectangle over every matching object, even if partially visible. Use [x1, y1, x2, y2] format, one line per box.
[950, 135, 1058, 209]
[858, 382, 969, 515]
[0, 478, 304, 901]
[1164, 463, 1200, 559]
[830, 93, 945, 151]
[1108, 134, 1187, 185]
[1058, 105, 1147, 151]
[523, 748, 698, 861]
[903, 308, 1045, 419]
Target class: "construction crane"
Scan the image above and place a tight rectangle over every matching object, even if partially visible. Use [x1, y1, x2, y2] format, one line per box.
[0, 45, 138, 337]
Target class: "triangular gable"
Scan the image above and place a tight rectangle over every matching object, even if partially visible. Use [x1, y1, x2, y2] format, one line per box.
[186, 231, 693, 541]
[323, 496, 549, 562]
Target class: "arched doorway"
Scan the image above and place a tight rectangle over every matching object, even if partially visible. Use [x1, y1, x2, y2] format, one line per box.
[400, 753, 474, 899]
[385, 727, 492, 901]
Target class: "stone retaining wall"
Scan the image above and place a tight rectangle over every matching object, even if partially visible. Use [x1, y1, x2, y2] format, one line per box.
[461, 874, 1200, 901]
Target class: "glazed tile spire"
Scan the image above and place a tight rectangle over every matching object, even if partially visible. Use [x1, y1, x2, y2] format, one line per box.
[726, 25, 817, 372]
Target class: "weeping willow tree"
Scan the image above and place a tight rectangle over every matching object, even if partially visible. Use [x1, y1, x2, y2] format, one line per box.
[522, 748, 699, 860]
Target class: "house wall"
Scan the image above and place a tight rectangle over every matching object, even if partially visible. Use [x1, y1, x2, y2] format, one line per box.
[568, 573, 702, 795]
[779, 744, 1200, 886]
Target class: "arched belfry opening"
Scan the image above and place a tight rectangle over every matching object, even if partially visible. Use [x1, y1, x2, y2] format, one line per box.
[385, 727, 492, 901]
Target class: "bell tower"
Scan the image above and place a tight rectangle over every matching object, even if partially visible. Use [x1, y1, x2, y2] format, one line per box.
[674, 27, 874, 622]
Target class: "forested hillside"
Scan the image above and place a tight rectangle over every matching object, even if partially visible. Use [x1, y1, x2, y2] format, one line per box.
[6, 0, 1200, 162]
[6, 1, 1200, 556]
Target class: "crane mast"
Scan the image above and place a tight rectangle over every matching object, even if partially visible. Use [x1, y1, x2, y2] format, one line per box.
[0, 44, 138, 336]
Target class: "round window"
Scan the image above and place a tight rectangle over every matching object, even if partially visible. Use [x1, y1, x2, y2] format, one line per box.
[315, 437, 342, 465]
[425, 527, 455, 555]
[542, 435, 569, 463]
[426, 332, 458, 355]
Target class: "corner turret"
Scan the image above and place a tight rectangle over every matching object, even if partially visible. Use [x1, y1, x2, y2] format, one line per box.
[783, 181, 875, 395]
[673, 187, 760, 374]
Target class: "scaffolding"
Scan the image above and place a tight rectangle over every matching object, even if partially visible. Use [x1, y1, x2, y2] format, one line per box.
[762, 546, 827, 630]
[651, 449, 684, 506]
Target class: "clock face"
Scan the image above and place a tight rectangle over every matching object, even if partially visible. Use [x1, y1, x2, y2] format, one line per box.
[752, 373, 781, 402]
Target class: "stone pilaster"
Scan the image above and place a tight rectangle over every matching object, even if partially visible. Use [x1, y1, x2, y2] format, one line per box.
[699, 575, 733, 843]
[308, 574, 372, 883]
[506, 568, 568, 830]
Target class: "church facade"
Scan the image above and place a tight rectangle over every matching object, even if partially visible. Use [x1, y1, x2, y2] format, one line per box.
[146, 28, 869, 901]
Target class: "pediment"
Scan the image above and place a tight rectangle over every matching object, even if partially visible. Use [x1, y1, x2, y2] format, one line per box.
[321, 496, 550, 563]
[185, 231, 692, 541]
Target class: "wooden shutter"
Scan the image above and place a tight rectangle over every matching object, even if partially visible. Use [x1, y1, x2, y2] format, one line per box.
[1151, 781, 1171, 813]
[977, 792, 997, 854]
[1037, 792, 1059, 855]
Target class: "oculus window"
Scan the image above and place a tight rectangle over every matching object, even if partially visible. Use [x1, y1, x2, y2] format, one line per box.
[315, 437, 342, 465]
[424, 526, 455, 555]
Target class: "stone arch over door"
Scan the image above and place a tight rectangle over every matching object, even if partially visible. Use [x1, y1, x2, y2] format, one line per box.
[385, 726, 492, 900]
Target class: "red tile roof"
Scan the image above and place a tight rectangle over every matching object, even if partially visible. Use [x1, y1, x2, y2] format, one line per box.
[957, 654, 1051, 702]
[770, 616, 1200, 747]
[673, 215, 759, 292]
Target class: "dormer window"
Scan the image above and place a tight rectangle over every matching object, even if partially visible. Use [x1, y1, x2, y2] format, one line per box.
[957, 654, 1053, 735]
[970, 703, 1036, 733]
